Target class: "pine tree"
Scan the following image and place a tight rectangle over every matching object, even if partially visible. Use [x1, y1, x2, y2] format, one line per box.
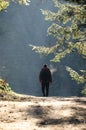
[30, 0, 86, 95]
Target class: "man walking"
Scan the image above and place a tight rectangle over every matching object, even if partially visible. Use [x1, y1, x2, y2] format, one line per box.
[39, 64, 52, 97]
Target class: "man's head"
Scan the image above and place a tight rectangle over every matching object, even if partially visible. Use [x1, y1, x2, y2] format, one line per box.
[43, 64, 47, 68]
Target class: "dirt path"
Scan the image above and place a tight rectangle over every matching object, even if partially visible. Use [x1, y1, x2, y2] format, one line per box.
[0, 96, 86, 130]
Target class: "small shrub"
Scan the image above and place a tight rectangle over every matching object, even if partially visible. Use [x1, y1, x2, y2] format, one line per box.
[0, 79, 12, 92]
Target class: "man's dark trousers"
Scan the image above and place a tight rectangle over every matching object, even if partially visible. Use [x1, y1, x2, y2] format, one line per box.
[41, 82, 49, 97]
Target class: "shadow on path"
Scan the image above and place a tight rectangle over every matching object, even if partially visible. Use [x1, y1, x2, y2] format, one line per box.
[25, 97, 86, 127]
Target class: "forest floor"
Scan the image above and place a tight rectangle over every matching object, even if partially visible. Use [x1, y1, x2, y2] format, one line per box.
[0, 91, 86, 130]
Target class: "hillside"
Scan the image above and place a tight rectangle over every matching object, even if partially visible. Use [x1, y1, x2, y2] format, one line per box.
[0, 92, 86, 130]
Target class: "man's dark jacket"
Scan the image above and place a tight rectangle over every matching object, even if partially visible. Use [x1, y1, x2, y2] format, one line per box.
[39, 67, 52, 83]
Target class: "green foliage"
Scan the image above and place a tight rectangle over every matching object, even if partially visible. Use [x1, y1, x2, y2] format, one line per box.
[65, 0, 86, 4]
[0, 0, 9, 11]
[81, 85, 86, 96]
[74, 42, 86, 58]
[66, 66, 86, 96]
[0, 79, 12, 92]
[29, 44, 59, 55]
[30, 0, 86, 62]
[0, 0, 30, 11]
[18, 0, 30, 5]
[51, 49, 72, 62]
[66, 66, 86, 84]
[30, 0, 86, 95]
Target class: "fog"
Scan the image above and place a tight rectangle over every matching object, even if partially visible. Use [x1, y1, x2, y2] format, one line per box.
[0, 0, 85, 96]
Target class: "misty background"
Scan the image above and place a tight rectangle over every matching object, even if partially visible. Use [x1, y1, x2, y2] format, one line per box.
[0, 0, 85, 96]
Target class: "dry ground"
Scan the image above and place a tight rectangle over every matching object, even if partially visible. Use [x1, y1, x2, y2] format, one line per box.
[0, 93, 86, 130]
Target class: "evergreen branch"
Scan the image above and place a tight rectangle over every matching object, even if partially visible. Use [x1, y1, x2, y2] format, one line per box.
[66, 66, 86, 84]
[51, 49, 72, 62]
